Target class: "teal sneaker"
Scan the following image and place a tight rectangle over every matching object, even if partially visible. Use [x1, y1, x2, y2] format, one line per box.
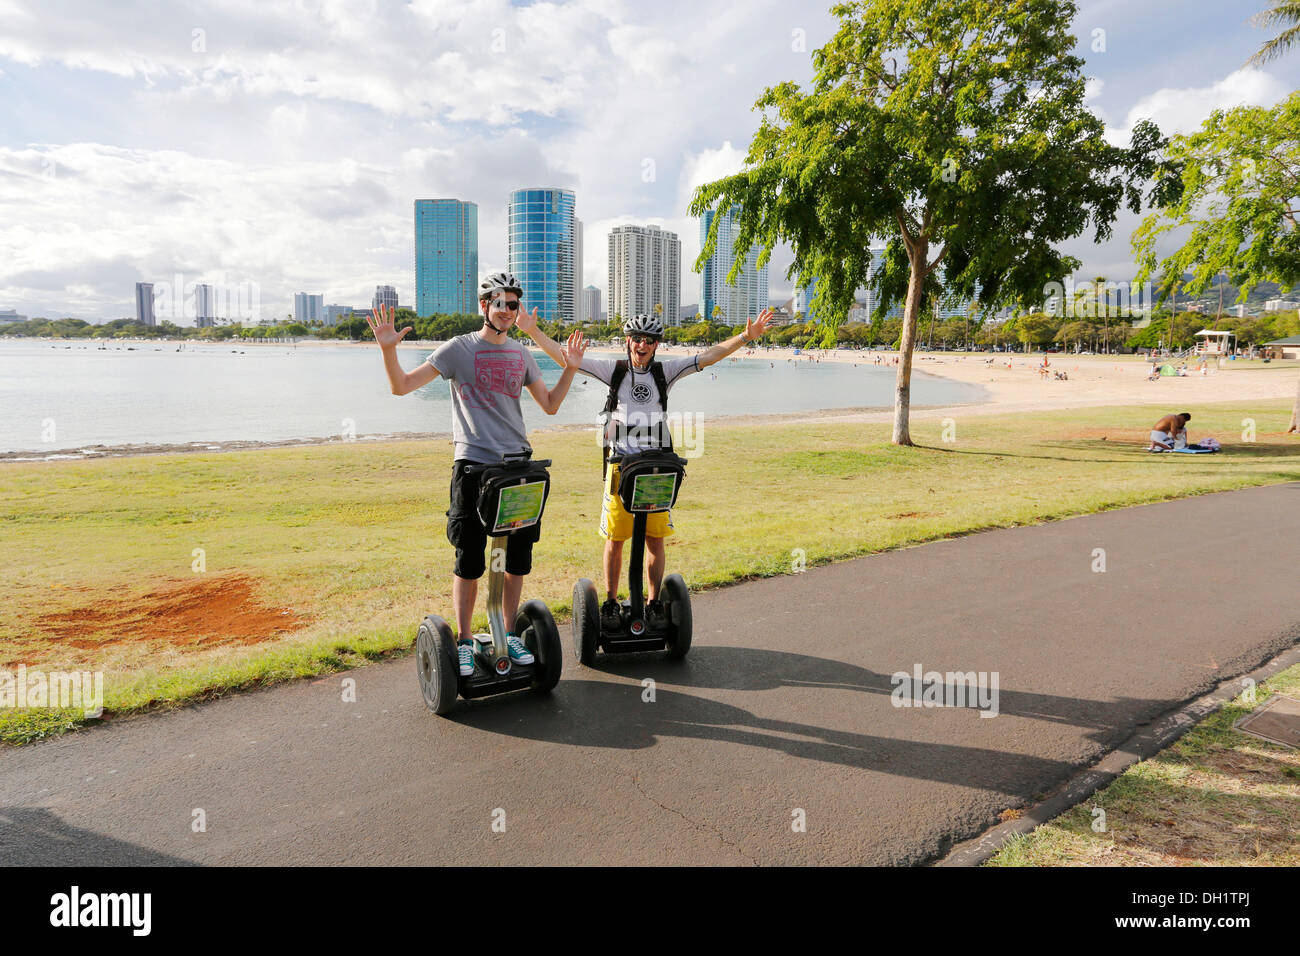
[457, 639, 475, 676]
[506, 634, 535, 665]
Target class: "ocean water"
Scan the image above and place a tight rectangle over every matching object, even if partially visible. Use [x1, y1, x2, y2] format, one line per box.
[0, 339, 987, 454]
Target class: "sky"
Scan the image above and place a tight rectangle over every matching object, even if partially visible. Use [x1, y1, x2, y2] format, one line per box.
[1, 0, 1298, 324]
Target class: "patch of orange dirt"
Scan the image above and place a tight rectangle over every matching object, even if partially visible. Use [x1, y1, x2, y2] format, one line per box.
[23, 573, 309, 659]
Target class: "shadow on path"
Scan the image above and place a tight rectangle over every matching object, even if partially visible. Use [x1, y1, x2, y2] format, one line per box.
[454, 678, 1094, 798]
[580, 646, 1170, 746]
[0, 806, 199, 866]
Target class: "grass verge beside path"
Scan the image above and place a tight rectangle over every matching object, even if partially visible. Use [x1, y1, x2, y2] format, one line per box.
[986, 662, 1300, 866]
[2, 399, 1298, 744]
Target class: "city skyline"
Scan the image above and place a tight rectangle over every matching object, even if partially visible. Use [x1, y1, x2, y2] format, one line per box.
[2, 2, 1299, 322]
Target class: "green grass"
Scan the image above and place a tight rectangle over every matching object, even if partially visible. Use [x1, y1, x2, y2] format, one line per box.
[986, 662, 1300, 867]
[2, 398, 1298, 743]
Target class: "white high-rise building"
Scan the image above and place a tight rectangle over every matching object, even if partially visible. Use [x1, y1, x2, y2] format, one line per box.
[294, 292, 324, 324]
[698, 207, 766, 326]
[582, 286, 601, 324]
[608, 224, 681, 327]
[135, 282, 156, 327]
[372, 285, 399, 311]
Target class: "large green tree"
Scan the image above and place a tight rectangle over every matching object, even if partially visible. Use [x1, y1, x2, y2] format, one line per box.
[1132, 90, 1300, 430]
[690, 0, 1163, 444]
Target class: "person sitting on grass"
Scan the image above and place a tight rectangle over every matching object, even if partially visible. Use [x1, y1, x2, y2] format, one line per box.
[516, 308, 773, 630]
[367, 272, 587, 676]
[1149, 412, 1190, 452]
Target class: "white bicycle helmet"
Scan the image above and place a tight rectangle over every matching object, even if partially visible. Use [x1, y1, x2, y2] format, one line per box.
[479, 271, 523, 301]
[623, 313, 664, 339]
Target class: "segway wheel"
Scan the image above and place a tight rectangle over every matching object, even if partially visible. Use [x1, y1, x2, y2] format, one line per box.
[662, 573, 692, 660]
[416, 614, 460, 715]
[572, 578, 601, 666]
[517, 599, 563, 693]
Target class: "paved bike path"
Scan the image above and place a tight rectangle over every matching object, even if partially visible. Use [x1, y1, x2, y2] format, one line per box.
[3, 483, 1298, 865]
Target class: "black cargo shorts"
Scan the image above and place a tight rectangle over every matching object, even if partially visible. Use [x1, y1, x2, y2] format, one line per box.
[446, 459, 542, 579]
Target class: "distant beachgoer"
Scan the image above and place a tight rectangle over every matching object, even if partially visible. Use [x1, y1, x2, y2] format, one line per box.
[1149, 412, 1190, 452]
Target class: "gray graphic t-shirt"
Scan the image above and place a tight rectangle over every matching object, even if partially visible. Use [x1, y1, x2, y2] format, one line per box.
[578, 354, 700, 455]
[428, 332, 541, 463]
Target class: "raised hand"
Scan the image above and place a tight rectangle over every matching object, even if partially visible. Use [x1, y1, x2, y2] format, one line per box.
[366, 304, 411, 348]
[515, 306, 540, 334]
[746, 308, 775, 343]
[562, 329, 587, 368]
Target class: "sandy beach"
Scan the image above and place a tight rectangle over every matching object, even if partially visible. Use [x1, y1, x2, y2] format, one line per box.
[705, 346, 1300, 427]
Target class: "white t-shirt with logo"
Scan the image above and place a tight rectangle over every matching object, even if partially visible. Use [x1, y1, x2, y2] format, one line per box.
[578, 354, 700, 455]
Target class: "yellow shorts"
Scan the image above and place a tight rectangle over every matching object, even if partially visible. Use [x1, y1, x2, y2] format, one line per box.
[600, 461, 675, 541]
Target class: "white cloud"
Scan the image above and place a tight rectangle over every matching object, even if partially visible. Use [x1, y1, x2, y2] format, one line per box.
[1106, 67, 1289, 145]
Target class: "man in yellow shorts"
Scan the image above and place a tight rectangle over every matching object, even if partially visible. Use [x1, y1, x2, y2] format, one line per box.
[516, 309, 773, 629]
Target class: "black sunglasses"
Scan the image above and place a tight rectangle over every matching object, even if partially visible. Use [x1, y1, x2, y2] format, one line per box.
[496, 299, 520, 311]
[629, 334, 659, 345]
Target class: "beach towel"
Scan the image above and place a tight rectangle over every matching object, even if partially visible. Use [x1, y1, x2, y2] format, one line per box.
[1172, 439, 1221, 453]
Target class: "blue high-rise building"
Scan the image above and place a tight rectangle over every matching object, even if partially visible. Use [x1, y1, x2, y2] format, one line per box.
[415, 199, 478, 317]
[699, 205, 768, 326]
[508, 187, 580, 324]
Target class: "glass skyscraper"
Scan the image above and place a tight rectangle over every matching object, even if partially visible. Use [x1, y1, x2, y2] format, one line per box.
[415, 199, 478, 317]
[699, 205, 768, 326]
[507, 187, 580, 324]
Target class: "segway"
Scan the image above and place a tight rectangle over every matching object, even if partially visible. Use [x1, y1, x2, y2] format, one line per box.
[572, 448, 692, 664]
[416, 451, 563, 715]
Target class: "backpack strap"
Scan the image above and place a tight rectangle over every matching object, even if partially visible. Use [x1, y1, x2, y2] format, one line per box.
[650, 361, 670, 414]
[603, 360, 629, 418]
[601, 360, 629, 468]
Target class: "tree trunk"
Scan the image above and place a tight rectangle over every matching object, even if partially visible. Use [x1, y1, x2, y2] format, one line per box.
[1289, 367, 1300, 433]
[891, 241, 927, 446]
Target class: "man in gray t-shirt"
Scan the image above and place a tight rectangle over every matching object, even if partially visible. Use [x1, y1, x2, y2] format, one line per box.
[368, 273, 586, 676]
[427, 333, 543, 464]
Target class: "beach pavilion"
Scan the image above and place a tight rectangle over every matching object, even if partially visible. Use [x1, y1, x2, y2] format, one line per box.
[1262, 335, 1300, 360]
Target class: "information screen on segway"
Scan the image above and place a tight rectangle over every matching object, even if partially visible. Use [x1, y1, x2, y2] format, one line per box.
[492, 480, 547, 533]
[629, 473, 678, 512]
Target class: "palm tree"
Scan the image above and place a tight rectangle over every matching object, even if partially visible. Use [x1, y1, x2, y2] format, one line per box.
[1248, 1, 1300, 65]
[1094, 276, 1108, 354]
